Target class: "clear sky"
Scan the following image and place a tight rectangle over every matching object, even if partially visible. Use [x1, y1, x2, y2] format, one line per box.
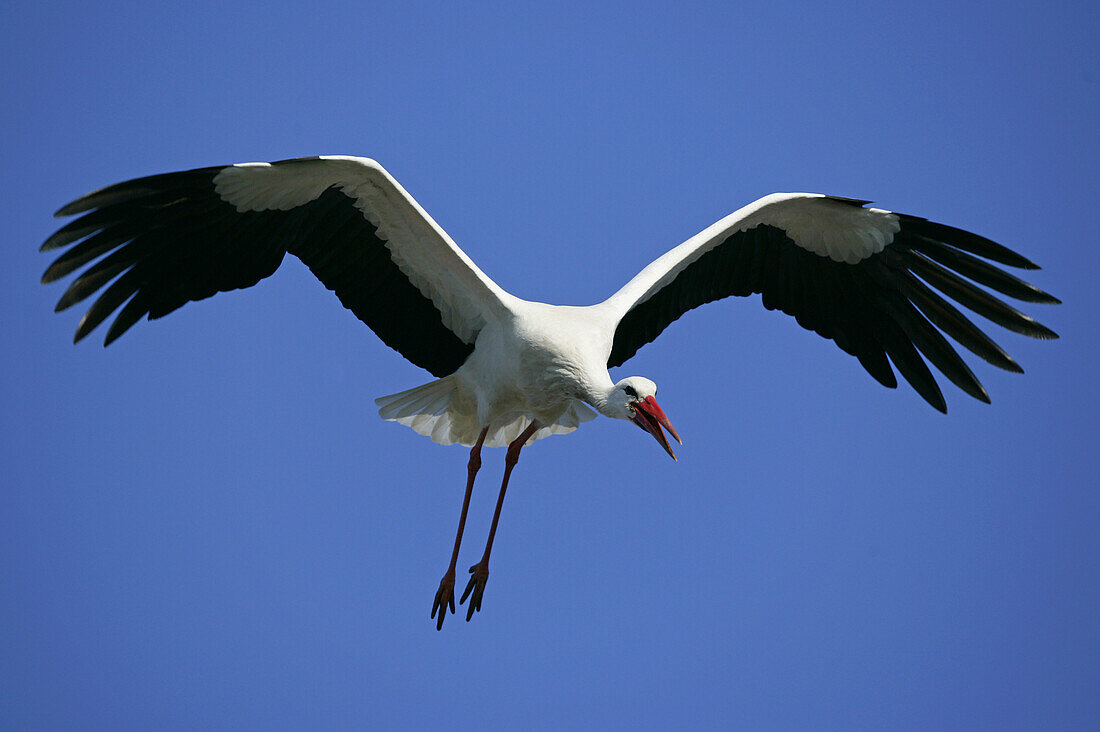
[3, 1, 1097, 728]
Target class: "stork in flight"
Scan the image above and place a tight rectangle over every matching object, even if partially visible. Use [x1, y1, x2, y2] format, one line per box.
[41, 156, 1058, 628]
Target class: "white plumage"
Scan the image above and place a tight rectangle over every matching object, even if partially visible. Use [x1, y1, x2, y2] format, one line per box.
[41, 155, 1058, 628]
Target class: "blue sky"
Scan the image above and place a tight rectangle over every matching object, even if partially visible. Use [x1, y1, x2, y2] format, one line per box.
[3, 1, 1097, 728]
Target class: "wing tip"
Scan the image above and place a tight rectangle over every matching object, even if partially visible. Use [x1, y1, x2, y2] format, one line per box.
[1028, 323, 1060, 340]
[54, 202, 82, 218]
[54, 193, 103, 218]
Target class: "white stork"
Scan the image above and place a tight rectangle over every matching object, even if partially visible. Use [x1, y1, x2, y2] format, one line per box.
[41, 156, 1058, 628]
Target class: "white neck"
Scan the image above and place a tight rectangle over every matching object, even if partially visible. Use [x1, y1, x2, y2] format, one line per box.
[582, 373, 628, 420]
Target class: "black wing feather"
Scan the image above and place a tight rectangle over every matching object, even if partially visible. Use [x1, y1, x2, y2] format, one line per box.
[609, 211, 1057, 412]
[904, 236, 1059, 303]
[43, 162, 475, 377]
[898, 271, 1022, 373]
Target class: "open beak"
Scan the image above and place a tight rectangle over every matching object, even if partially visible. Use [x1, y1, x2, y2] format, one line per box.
[630, 396, 682, 461]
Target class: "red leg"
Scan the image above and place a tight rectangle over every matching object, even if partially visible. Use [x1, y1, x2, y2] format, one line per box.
[460, 420, 540, 621]
[431, 426, 489, 630]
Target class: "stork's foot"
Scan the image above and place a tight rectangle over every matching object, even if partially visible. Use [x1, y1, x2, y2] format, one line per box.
[460, 562, 490, 621]
[431, 570, 456, 630]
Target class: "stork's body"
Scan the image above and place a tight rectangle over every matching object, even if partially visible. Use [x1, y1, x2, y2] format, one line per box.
[384, 302, 621, 449]
[40, 156, 1058, 628]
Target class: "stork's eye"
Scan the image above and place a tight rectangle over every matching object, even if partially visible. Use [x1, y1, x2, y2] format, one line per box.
[624, 385, 637, 398]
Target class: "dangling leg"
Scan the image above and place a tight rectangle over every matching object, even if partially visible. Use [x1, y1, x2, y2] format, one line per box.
[431, 426, 489, 630]
[461, 420, 540, 621]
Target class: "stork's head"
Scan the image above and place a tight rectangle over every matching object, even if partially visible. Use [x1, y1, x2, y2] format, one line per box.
[609, 377, 681, 461]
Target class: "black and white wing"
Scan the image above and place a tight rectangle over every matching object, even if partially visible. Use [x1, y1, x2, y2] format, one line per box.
[42, 156, 515, 377]
[600, 193, 1059, 412]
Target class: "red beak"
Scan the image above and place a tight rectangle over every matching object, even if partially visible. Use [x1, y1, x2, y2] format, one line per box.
[630, 396, 682, 461]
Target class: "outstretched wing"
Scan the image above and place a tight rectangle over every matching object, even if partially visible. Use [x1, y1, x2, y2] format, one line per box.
[600, 193, 1059, 412]
[42, 156, 515, 377]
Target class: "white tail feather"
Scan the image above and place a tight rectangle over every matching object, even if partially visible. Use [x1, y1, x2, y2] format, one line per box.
[375, 376, 597, 448]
